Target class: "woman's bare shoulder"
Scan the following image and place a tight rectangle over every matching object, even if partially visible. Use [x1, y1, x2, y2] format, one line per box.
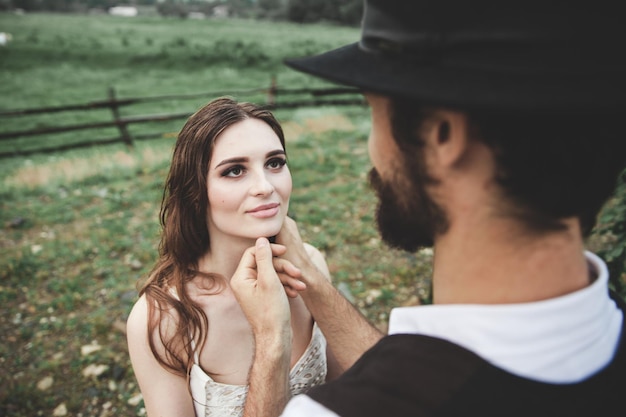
[126, 292, 180, 346]
[303, 242, 331, 281]
[127, 293, 148, 333]
[126, 294, 196, 416]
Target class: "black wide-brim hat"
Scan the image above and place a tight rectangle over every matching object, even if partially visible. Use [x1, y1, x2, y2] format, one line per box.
[286, 0, 626, 111]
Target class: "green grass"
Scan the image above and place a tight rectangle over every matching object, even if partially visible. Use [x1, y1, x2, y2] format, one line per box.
[0, 12, 359, 154]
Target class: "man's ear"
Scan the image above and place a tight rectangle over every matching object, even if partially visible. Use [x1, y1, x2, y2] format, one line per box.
[424, 110, 471, 169]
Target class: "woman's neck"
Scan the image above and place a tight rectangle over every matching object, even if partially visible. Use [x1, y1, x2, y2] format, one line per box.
[198, 235, 257, 283]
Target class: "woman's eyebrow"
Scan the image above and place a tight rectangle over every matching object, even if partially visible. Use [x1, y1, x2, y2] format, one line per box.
[267, 150, 286, 158]
[214, 149, 285, 169]
[215, 157, 248, 168]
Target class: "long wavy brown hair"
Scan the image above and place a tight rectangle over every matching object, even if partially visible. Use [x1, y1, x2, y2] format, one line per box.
[139, 97, 287, 376]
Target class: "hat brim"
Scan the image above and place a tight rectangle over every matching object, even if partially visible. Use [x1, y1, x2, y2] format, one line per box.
[285, 43, 625, 111]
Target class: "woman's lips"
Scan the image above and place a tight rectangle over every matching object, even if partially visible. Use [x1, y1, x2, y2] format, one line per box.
[247, 203, 280, 218]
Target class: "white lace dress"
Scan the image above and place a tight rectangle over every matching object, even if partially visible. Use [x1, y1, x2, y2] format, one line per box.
[189, 323, 327, 417]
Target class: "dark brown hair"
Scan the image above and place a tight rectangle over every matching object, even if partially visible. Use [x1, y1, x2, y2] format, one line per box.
[139, 97, 286, 376]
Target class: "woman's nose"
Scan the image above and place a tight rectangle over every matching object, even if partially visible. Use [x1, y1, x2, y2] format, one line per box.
[250, 171, 274, 196]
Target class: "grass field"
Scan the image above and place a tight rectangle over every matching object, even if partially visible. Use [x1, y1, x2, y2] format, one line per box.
[0, 12, 434, 417]
[1, 11, 624, 417]
[0, 11, 361, 155]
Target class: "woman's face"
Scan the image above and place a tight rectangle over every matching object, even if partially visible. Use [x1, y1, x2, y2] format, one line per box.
[206, 118, 292, 243]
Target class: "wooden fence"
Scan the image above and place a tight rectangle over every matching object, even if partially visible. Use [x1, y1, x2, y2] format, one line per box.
[0, 80, 365, 158]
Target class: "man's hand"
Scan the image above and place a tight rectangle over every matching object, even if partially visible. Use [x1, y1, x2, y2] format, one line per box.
[276, 217, 384, 376]
[276, 217, 324, 289]
[271, 242, 307, 298]
[231, 237, 293, 336]
[230, 237, 294, 417]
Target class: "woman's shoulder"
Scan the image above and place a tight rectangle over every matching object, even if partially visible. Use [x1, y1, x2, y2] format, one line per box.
[303, 242, 320, 255]
[303, 242, 324, 264]
[127, 293, 149, 332]
[126, 293, 195, 416]
[127, 291, 180, 343]
[303, 242, 331, 281]
[126, 294, 152, 359]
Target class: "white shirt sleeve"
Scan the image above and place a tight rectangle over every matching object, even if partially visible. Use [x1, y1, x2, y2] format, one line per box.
[280, 395, 340, 417]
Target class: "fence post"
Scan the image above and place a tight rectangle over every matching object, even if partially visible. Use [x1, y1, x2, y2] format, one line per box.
[108, 86, 133, 147]
[267, 76, 276, 106]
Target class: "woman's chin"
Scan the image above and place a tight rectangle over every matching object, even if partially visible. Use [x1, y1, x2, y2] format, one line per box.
[235, 215, 285, 241]
[246, 224, 282, 241]
[263, 226, 282, 239]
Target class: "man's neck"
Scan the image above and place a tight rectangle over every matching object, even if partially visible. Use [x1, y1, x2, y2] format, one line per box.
[431, 217, 590, 305]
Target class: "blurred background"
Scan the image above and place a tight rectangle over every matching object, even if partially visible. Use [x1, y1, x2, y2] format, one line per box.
[0, 2, 624, 416]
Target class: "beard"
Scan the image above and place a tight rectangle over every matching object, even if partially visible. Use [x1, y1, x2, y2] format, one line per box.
[368, 166, 448, 252]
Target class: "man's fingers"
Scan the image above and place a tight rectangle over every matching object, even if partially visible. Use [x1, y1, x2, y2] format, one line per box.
[274, 258, 306, 290]
[230, 247, 258, 308]
[270, 243, 287, 257]
[232, 239, 304, 302]
[254, 238, 280, 281]
[273, 258, 302, 278]
[232, 246, 258, 283]
[283, 285, 300, 298]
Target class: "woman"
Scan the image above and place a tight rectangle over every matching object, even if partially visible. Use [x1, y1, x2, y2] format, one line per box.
[127, 97, 334, 417]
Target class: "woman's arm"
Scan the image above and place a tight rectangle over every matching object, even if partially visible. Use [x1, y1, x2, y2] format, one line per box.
[278, 218, 384, 374]
[126, 295, 196, 417]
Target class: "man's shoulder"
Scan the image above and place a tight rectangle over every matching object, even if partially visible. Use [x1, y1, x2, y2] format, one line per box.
[306, 331, 626, 417]
[306, 334, 486, 416]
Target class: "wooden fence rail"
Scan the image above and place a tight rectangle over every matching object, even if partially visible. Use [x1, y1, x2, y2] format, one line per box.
[0, 80, 364, 158]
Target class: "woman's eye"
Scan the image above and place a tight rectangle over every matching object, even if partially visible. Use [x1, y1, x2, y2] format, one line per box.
[267, 158, 286, 169]
[222, 166, 244, 177]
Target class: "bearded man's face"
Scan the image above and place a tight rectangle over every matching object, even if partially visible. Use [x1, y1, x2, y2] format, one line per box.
[368, 157, 448, 252]
[365, 93, 448, 252]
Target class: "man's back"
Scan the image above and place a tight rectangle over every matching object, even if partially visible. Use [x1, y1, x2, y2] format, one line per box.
[308, 324, 625, 416]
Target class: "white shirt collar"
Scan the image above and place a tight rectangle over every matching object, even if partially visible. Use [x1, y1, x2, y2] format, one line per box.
[388, 251, 623, 383]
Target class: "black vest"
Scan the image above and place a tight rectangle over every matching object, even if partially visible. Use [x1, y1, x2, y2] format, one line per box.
[308, 293, 626, 416]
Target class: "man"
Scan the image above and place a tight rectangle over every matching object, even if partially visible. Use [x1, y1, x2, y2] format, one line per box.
[230, 1, 626, 416]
